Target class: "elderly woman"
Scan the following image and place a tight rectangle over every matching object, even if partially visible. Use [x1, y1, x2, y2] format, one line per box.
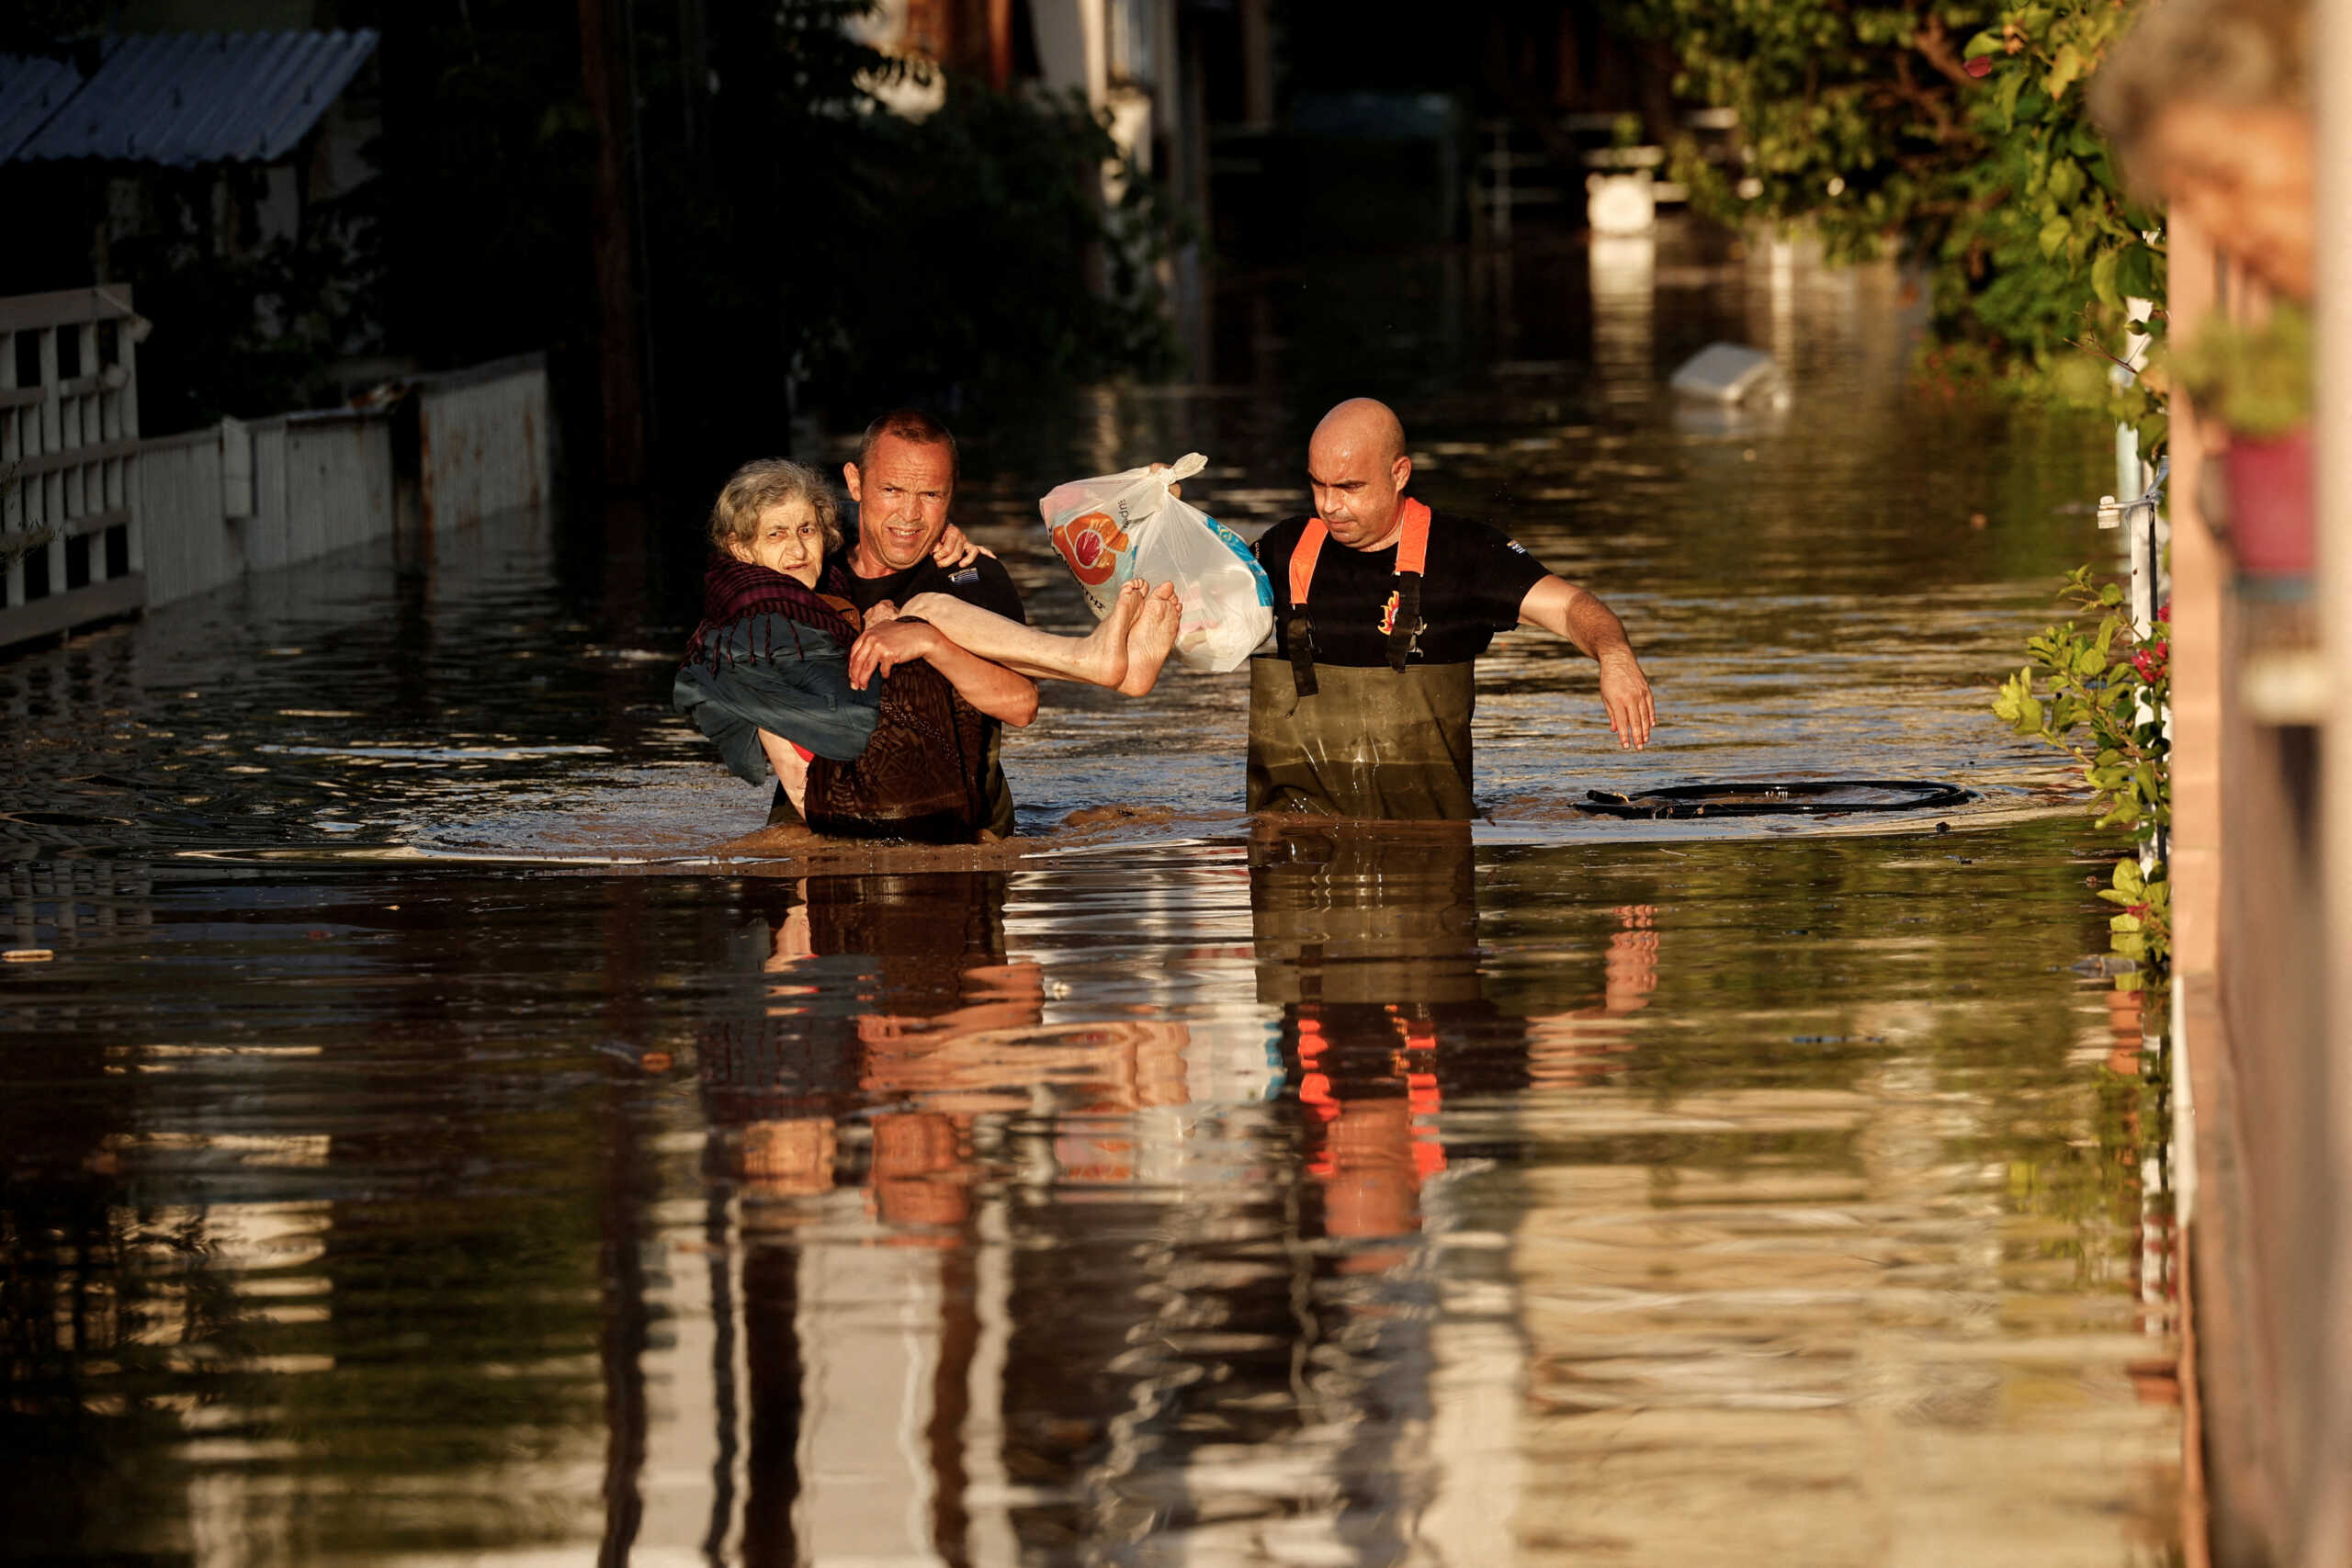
[2090, 0, 2310, 301]
[676, 459, 1177, 841]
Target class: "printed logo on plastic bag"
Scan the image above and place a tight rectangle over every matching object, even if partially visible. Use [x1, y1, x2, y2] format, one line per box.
[1052, 511, 1130, 587]
[1038, 453, 1273, 672]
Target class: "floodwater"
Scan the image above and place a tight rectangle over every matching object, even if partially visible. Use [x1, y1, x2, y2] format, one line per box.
[3, 231, 2178, 1564]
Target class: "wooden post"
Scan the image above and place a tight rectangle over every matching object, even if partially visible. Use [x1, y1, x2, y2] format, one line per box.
[1238, 0, 1273, 129]
[987, 0, 1014, 89]
[578, 0, 648, 490]
[2, 326, 20, 615]
[117, 293, 141, 578]
[2311, 2, 2352, 1564]
[77, 322, 101, 583]
[39, 325, 64, 599]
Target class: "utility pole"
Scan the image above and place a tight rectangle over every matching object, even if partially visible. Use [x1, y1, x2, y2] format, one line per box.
[987, 0, 1014, 89]
[578, 0, 648, 490]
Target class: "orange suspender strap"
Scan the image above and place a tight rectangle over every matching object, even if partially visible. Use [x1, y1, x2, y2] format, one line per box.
[1284, 500, 1433, 692]
[1385, 501, 1432, 672]
[1288, 518, 1330, 609]
[1283, 520, 1329, 698]
[1392, 499, 1432, 575]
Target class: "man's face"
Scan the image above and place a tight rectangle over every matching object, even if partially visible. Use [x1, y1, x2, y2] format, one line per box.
[1308, 431, 1412, 551]
[2146, 100, 2312, 301]
[845, 434, 955, 572]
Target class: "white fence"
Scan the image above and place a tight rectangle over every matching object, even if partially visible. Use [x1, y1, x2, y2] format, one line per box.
[139, 410, 401, 607]
[0, 287, 145, 645]
[0, 296, 552, 649]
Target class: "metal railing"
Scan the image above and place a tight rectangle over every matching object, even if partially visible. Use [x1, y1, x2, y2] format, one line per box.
[0, 285, 551, 652]
[0, 287, 145, 647]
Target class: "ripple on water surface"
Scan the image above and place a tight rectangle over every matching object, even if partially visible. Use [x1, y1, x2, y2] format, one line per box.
[0, 236, 2173, 1562]
[0, 821, 2176, 1563]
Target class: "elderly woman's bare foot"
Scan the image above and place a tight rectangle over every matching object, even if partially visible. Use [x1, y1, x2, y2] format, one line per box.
[1074, 579, 1144, 689]
[1117, 581, 1182, 696]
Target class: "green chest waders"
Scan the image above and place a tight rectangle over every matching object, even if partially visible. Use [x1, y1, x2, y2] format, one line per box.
[1245, 501, 1479, 820]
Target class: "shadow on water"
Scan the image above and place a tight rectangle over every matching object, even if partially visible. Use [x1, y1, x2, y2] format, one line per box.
[1, 231, 2178, 1562]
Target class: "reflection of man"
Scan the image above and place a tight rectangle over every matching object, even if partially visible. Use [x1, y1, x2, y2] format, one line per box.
[701, 874, 1030, 1226]
[1250, 820, 1658, 1258]
[703, 874, 1191, 1227]
[1249, 399, 1657, 818]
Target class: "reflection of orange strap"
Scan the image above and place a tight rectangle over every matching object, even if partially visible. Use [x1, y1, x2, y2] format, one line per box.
[1296, 1016, 1336, 1117]
[1289, 499, 1431, 604]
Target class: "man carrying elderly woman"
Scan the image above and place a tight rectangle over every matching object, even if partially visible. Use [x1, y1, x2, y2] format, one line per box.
[675, 411, 1180, 844]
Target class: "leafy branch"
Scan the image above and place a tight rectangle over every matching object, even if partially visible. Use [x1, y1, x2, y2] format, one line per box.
[1613, 1, 2165, 436]
[1993, 567, 2172, 980]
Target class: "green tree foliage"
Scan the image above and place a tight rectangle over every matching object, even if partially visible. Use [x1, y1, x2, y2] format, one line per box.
[375, 0, 1175, 469]
[1614, 1, 2177, 978]
[1612, 1, 2164, 444]
[5, 2, 1173, 454]
[1993, 568, 2172, 980]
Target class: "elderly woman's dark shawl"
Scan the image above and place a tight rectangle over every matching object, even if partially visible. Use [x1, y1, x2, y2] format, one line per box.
[684, 554, 990, 843]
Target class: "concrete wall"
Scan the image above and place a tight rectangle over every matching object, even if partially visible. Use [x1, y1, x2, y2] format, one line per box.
[3, 345, 551, 646]
[415, 354, 553, 532]
[125, 356, 548, 615]
[133, 427, 232, 606]
[2166, 201, 2346, 1568]
[137, 409, 403, 608]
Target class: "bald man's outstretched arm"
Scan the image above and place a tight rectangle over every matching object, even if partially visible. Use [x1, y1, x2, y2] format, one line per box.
[1518, 576, 1656, 750]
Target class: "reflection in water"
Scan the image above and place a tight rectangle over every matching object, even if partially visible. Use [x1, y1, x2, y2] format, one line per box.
[1589, 235, 1656, 411]
[670, 839, 1586, 1565]
[0, 821, 2177, 1564]
[1, 232, 2176, 1564]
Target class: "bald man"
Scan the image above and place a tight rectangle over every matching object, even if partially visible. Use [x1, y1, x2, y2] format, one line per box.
[1247, 398, 1655, 818]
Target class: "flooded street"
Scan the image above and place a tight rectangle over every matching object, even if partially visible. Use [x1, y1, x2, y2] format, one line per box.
[3, 234, 2179, 1563]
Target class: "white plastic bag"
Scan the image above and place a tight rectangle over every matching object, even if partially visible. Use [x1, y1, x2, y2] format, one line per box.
[1038, 452, 1273, 672]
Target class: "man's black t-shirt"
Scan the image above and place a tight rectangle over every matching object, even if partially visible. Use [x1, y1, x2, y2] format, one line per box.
[832, 546, 1026, 839]
[1251, 509, 1549, 667]
[837, 552, 1027, 626]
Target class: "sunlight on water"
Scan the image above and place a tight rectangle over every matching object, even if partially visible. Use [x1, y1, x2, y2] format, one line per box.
[0, 829, 2177, 1565]
[0, 233, 2177, 1564]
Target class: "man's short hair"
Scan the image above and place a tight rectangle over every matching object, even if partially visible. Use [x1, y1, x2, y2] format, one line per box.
[856, 407, 959, 485]
[708, 458, 842, 555]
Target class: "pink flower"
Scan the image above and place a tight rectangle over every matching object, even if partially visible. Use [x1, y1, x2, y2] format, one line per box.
[1965, 55, 1994, 77]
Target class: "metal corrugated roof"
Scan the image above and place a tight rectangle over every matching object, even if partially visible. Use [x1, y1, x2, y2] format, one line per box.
[0, 53, 85, 163]
[8, 30, 377, 167]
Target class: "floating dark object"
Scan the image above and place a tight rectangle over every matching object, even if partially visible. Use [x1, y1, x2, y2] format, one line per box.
[1582, 780, 1972, 819]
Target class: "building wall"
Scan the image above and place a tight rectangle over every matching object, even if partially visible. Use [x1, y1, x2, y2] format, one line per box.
[2167, 207, 2342, 1568]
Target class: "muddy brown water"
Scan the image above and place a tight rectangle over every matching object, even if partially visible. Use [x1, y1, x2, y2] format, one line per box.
[2, 236, 2177, 1563]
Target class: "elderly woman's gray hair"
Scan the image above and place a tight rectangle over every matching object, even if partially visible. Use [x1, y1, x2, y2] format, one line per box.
[707, 458, 843, 555]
